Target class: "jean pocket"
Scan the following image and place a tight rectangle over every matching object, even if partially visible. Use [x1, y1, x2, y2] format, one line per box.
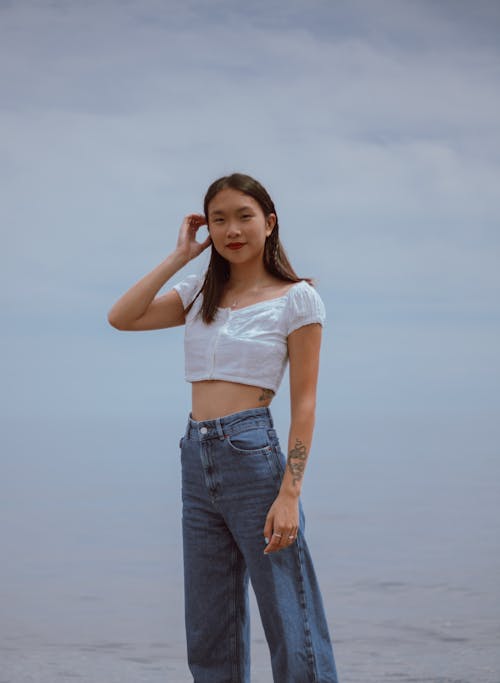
[226, 426, 272, 455]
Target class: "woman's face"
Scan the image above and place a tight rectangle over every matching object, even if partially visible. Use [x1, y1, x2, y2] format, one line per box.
[206, 187, 276, 265]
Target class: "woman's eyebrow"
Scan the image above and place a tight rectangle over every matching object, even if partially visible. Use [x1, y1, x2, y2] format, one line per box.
[209, 205, 255, 216]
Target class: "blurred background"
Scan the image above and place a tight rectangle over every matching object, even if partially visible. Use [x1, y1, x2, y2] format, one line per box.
[1, 1, 499, 681]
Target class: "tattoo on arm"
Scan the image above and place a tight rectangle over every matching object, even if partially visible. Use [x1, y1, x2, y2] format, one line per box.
[287, 438, 308, 486]
[258, 388, 275, 402]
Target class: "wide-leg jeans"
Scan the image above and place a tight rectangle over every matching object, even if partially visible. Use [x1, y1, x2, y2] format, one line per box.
[179, 406, 339, 683]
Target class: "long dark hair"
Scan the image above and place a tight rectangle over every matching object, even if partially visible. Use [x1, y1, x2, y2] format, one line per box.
[186, 172, 314, 324]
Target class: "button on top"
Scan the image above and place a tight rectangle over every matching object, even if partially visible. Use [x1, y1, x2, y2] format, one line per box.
[200, 426, 208, 434]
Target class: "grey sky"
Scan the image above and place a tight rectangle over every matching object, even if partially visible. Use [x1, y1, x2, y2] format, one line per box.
[1, 0, 499, 421]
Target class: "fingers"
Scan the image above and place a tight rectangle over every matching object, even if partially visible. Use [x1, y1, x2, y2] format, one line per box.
[180, 213, 206, 235]
[264, 531, 283, 554]
[263, 516, 273, 543]
[186, 213, 206, 226]
[188, 216, 209, 244]
[263, 497, 299, 554]
[178, 214, 211, 254]
[263, 526, 299, 555]
[200, 236, 212, 250]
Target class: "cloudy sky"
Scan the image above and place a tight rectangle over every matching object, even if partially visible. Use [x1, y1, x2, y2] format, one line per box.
[1, 0, 499, 424]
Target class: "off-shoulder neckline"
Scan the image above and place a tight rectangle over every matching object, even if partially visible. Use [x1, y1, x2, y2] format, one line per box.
[217, 280, 307, 313]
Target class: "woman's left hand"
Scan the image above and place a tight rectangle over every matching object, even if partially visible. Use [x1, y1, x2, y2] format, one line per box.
[263, 491, 299, 554]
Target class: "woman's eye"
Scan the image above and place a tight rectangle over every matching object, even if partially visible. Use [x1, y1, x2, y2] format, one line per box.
[242, 214, 252, 219]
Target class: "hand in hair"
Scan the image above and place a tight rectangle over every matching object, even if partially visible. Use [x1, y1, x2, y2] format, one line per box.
[176, 213, 212, 262]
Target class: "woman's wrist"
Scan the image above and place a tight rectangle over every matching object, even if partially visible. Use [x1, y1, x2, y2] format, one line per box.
[171, 247, 191, 269]
[279, 479, 301, 499]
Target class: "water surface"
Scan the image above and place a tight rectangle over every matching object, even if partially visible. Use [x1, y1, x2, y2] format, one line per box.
[1, 413, 499, 682]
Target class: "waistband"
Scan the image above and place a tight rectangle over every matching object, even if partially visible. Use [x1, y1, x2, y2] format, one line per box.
[184, 406, 274, 441]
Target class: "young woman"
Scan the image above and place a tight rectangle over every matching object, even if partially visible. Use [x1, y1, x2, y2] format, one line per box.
[107, 173, 339, 683]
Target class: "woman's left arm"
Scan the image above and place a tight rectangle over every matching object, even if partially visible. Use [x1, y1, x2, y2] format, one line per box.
[263, 322, 322, 554]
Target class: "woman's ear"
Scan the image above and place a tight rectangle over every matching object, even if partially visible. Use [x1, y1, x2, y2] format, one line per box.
[266, 213, 277, 235]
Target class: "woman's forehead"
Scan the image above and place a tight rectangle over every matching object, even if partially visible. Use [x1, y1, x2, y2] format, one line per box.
[208, 188, 259, 214]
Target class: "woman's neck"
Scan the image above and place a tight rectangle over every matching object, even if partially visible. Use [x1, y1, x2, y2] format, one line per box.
[227, 262, 272, 291]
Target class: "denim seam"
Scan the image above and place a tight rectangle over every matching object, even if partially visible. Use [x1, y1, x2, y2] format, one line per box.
[229, 542, 240, 683]
[225, 437, 272, 456]
[295, 532, 320, 682]
[269, 438, 286, 483]
[263, 450, 282, 489]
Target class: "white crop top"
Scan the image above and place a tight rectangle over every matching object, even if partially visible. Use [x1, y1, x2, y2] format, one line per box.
[172, 272, 326, 394]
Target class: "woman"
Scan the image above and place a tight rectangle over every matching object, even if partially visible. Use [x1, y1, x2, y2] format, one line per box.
[107, 173, 339, 683]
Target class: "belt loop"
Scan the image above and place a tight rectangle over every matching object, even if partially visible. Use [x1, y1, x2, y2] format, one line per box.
[215, 417, 225, 440]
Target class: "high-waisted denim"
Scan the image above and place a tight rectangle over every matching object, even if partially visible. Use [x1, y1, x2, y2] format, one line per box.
[179, 406, 339, 683]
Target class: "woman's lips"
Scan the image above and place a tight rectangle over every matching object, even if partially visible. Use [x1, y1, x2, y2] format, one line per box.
[227, 243, 245, 250]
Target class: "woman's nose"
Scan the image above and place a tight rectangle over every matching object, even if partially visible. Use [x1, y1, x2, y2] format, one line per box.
[226, 221, 242, 237]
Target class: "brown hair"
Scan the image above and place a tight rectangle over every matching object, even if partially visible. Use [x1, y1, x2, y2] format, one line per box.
[186, 172, 313, 324]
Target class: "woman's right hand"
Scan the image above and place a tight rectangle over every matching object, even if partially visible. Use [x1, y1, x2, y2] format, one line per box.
[176, 213, 212, 262]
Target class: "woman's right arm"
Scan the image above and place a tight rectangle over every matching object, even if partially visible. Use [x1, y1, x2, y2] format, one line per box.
[107, 213, 210, 331]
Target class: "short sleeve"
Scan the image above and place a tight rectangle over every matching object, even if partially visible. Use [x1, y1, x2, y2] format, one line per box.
[171, 272, 203, 309]
[286, 281, 326, 336]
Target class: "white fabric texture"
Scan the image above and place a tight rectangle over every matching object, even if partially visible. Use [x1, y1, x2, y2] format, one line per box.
[172, 271, 326, 393]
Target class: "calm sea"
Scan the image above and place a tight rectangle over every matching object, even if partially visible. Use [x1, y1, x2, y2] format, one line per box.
[1, 412, 499, 682]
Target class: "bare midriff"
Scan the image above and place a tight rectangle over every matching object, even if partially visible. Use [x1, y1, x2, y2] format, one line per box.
[191, 380, 275, 421]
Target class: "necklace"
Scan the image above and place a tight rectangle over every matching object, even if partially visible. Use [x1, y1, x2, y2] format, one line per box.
[226, 290, 245, 309]
[226, 280, 270, 310]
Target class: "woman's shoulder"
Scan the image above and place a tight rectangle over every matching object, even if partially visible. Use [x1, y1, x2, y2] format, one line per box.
[171, 270, 205, 309]
[287, 278, 325, 303]
[285, 279, 326, 335]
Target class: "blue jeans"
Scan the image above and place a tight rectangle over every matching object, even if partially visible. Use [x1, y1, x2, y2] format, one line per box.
[179, 406, 339, 683]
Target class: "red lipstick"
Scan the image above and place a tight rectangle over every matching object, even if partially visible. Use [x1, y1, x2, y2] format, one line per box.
[227, 243, 245, 250]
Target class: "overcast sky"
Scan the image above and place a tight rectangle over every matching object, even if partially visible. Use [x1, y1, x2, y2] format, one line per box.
[1, 0, 499, 423]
